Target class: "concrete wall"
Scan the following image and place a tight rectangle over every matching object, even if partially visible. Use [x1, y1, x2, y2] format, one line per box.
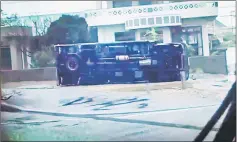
[1, 55, 228, 83]
[189, 55, 228, 75]
[1, 67, 56, 83]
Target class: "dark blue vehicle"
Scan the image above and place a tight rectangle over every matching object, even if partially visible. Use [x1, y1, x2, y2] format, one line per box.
[54, 41, 189, 86]
[148, 43, 189, 82]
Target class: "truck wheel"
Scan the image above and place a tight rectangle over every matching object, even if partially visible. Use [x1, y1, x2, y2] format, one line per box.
[66, 56, 79, 72]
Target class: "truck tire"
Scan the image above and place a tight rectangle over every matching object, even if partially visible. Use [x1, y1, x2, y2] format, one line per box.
[66, 56, 79, 72]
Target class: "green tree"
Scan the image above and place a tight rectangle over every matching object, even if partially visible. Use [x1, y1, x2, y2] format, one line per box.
[221, 32, 235, 48]
[223, 32, 235, 42]
[144, 28, 163, 43]
[31, 15, 90, 68]
[46, 15, 89, 45]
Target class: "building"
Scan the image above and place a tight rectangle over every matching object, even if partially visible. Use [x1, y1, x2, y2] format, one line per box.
[18, 1, 218, 57]
[90, 1, 218, 56]
[0, 26, 32, 70]
[1, 1, 219, 70]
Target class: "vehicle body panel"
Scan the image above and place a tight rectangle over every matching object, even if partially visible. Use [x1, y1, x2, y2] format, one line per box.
[54, 41, 189, 85]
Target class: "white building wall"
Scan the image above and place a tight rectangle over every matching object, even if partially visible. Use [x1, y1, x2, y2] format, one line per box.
[182, 18, 211, 27]
[135, 30, 141, 41]
[97, 24, 125, 42]
[10, 40, 23, 70]
[162, 27, 172, 43]
[202, 24, 210, 56]
[95, 1, 102, 9]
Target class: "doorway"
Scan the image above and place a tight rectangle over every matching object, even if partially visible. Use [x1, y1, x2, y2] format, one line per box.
[0, 47, 12, 70]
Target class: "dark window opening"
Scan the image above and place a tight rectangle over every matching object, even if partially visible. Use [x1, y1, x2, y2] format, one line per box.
[115, 31, 136, 41]
[0, 48, 12, 70]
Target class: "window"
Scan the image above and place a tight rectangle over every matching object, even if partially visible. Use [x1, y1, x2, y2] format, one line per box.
[139, 0, 152, 5]
[134, 19, 139, 26]
[96, 44, 127, 57]
[188, 34, 198, 44]
[140, 18, 147, 26]
[113, 1, 132, 8]
[156, 17, 162, 24]
[0, 48, 12, 70]
[176, 16, 180, 23]
[148, 18, 155, 25]
[129, 20, 133, 27]
[163, 16, 169, 24]
[115, 31, 136, 41]
[126, 21, 129, 27]
[170, 16, 175, 23]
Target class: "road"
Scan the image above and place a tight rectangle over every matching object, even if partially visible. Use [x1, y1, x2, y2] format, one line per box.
[1, 73, 235, 141]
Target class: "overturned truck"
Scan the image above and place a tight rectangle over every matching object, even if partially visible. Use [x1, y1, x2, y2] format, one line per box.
[54, 41, 189, 86]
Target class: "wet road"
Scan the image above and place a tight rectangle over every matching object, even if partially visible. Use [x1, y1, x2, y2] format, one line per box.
[1, 74, 235, 141]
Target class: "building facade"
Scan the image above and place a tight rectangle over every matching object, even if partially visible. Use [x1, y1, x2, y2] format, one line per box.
[0, 26, 32, 70]
[18, 1, 218, 57]
[89, 1, 218, 56]
[2, 1, 219, 70]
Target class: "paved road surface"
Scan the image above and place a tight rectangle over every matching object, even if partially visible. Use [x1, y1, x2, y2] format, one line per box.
[1, 74, 235, 141]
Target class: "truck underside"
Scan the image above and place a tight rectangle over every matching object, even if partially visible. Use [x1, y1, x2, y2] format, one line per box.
[55, 42, 189, 86]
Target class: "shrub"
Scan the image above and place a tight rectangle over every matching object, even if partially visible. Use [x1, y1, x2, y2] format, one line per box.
[31, 47, 55, 68]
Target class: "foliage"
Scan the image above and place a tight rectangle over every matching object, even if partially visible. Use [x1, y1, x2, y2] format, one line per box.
[185, 44, 196, 57]
[144, 28, 163, 43]
[1, 11, 90, 68]
[30, 15, 90, 68]
[46, 15, 89, 45]
[223, 32, 235, 42]
[31, 46, 56, 68]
